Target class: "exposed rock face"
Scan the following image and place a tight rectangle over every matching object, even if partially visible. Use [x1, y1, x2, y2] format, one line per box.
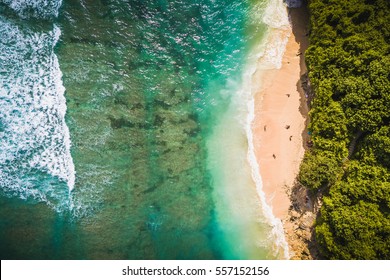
[284, 182, 321, 259]
[284, 0, 303, 8]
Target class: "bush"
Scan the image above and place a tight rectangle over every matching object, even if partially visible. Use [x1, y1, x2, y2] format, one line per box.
[305, 0, 390, 259]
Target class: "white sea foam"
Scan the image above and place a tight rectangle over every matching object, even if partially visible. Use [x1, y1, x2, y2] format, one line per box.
[244, 0, 292, 258]
[256, 30, 290, 70]
[230, 66, 290, 259]
[263, 0, 291, 29]
[0, 16, 75, 210]
[246, 98, 290, 259]
[222, 72, 290, 259]
[206, 0, 292, 259]
[1, 0, 63, 19]
[256, 0, 291, 70]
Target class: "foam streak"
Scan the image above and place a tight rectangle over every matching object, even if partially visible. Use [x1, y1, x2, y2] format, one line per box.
[246, 0, 291, 259]
[1, 0, 63, 19]
[0, 17, 75, 209]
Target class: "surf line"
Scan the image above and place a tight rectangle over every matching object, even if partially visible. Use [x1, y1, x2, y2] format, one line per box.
[245, 0, 293, 259]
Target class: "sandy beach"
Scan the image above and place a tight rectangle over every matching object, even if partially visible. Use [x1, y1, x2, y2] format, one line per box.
[251, 5, 310, 258]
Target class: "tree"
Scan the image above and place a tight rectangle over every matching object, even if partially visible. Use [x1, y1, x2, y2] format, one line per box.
[304, 0, 390, 259]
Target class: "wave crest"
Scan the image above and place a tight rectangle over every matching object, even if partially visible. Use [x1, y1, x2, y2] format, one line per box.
[0, 17, 75, 211]
[1, 0, 63, 19]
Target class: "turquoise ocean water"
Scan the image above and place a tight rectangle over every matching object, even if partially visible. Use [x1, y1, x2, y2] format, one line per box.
[0, 0, 294, 259]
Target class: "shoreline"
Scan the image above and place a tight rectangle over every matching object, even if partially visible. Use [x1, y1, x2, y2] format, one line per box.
[251, 5, 312, 259]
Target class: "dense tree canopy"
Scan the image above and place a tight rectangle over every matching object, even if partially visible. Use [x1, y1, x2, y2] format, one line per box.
[299, 0, 390, 259]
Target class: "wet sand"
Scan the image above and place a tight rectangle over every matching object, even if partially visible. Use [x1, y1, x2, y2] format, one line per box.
[252, 5, 310, 258]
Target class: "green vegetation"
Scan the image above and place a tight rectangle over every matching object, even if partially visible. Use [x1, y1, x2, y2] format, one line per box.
[300, 0, 390, 259]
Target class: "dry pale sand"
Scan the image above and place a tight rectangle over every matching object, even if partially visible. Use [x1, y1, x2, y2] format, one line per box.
[251, 6, 310, 257]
